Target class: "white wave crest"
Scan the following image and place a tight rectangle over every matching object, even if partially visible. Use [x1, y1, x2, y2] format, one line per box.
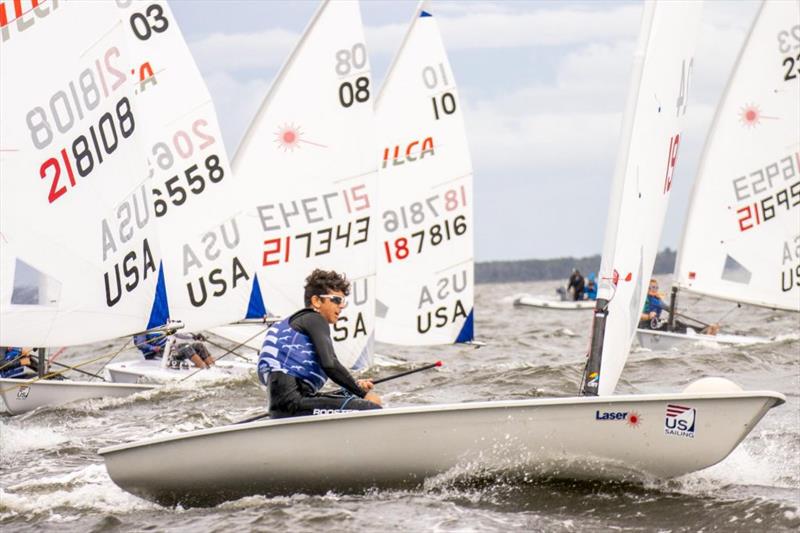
[0, 464, 158, 518]
[652, 427, 800, 501]
[0, 422, 70, 461]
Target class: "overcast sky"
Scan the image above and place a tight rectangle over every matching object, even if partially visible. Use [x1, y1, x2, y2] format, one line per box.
[170, 0, 761, 262]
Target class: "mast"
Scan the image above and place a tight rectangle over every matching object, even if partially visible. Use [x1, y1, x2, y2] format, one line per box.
[580, 0, 656, 396]
[667, 286, 678, 331]
[580, 300, 608, 396]
[37, 348, 46, 378]
[580, 0, 703, 396]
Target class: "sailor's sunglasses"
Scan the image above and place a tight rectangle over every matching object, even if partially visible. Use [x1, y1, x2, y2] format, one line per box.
[318, 294, 347, 307]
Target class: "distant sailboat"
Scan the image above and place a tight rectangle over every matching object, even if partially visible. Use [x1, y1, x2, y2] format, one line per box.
[0, 2, 162, 412]
[100, 1, 784, 507]
[374, 1, 475, 345]
[215, 0, 377, 369]
[636, 0, 800, 350]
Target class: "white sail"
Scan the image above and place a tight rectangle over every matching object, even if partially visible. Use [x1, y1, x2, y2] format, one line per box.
[113, 0, 253, 331]
[590, 1, 703, 396]
[0, 1, 161, 346]
[674, 0, 800, 312]
[233, 0, 376, 368]
[374, 2, 474, 346]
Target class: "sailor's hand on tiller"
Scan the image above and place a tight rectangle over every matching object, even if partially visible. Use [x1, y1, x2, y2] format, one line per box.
[364, 391, 382, 406]
[357, 379, 374, 391]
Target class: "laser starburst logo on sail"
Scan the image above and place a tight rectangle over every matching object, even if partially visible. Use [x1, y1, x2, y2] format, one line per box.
[274, 123, 327, 152]
[739, 104, 761, 128]
[275, 123, 303, 152]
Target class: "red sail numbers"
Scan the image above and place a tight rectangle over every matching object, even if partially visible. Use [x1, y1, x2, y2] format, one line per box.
[382, 137, 435, 169]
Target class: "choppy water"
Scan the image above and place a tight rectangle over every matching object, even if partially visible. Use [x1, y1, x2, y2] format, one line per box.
[1, 278, 798, 532]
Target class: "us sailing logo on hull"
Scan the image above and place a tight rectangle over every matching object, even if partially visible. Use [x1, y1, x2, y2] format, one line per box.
[664, 404, 696, 438]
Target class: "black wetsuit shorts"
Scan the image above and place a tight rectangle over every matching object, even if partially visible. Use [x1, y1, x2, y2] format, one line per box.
[172, 342, 211, 361]
[267, 372, 381, 419]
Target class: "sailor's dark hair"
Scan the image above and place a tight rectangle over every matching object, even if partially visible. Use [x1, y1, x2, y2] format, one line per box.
[304, 269, 350, 307]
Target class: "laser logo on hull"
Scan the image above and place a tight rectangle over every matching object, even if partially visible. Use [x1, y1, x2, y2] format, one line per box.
[594, 410, 642, 428]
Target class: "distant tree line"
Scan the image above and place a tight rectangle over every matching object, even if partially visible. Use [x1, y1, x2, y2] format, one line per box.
[475, 248, 677, 284]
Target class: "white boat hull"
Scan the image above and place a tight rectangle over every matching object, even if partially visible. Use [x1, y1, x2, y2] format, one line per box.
[514, 295, 595, 310]
[106, 358, 253, 384]
[99, 390, 784, 506]
[636, 328, 771, 350]
[0, 378, 157, 415]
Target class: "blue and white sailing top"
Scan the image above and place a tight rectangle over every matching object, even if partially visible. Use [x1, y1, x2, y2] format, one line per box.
[258, 317, 329, 392]
[257, 308, 366, 398]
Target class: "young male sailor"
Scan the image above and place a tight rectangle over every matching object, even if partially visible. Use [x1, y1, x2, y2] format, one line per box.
[258, 269, 381, 418]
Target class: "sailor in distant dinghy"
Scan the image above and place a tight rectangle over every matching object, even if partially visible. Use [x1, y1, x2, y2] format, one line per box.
[638, 280, 720, 335]
[258, 269, 381, 418]
[0, 347, 36, 379]
[134, 331, 215, 370]
[134, 333, 169, 361]
[640, 279, 669, 325]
